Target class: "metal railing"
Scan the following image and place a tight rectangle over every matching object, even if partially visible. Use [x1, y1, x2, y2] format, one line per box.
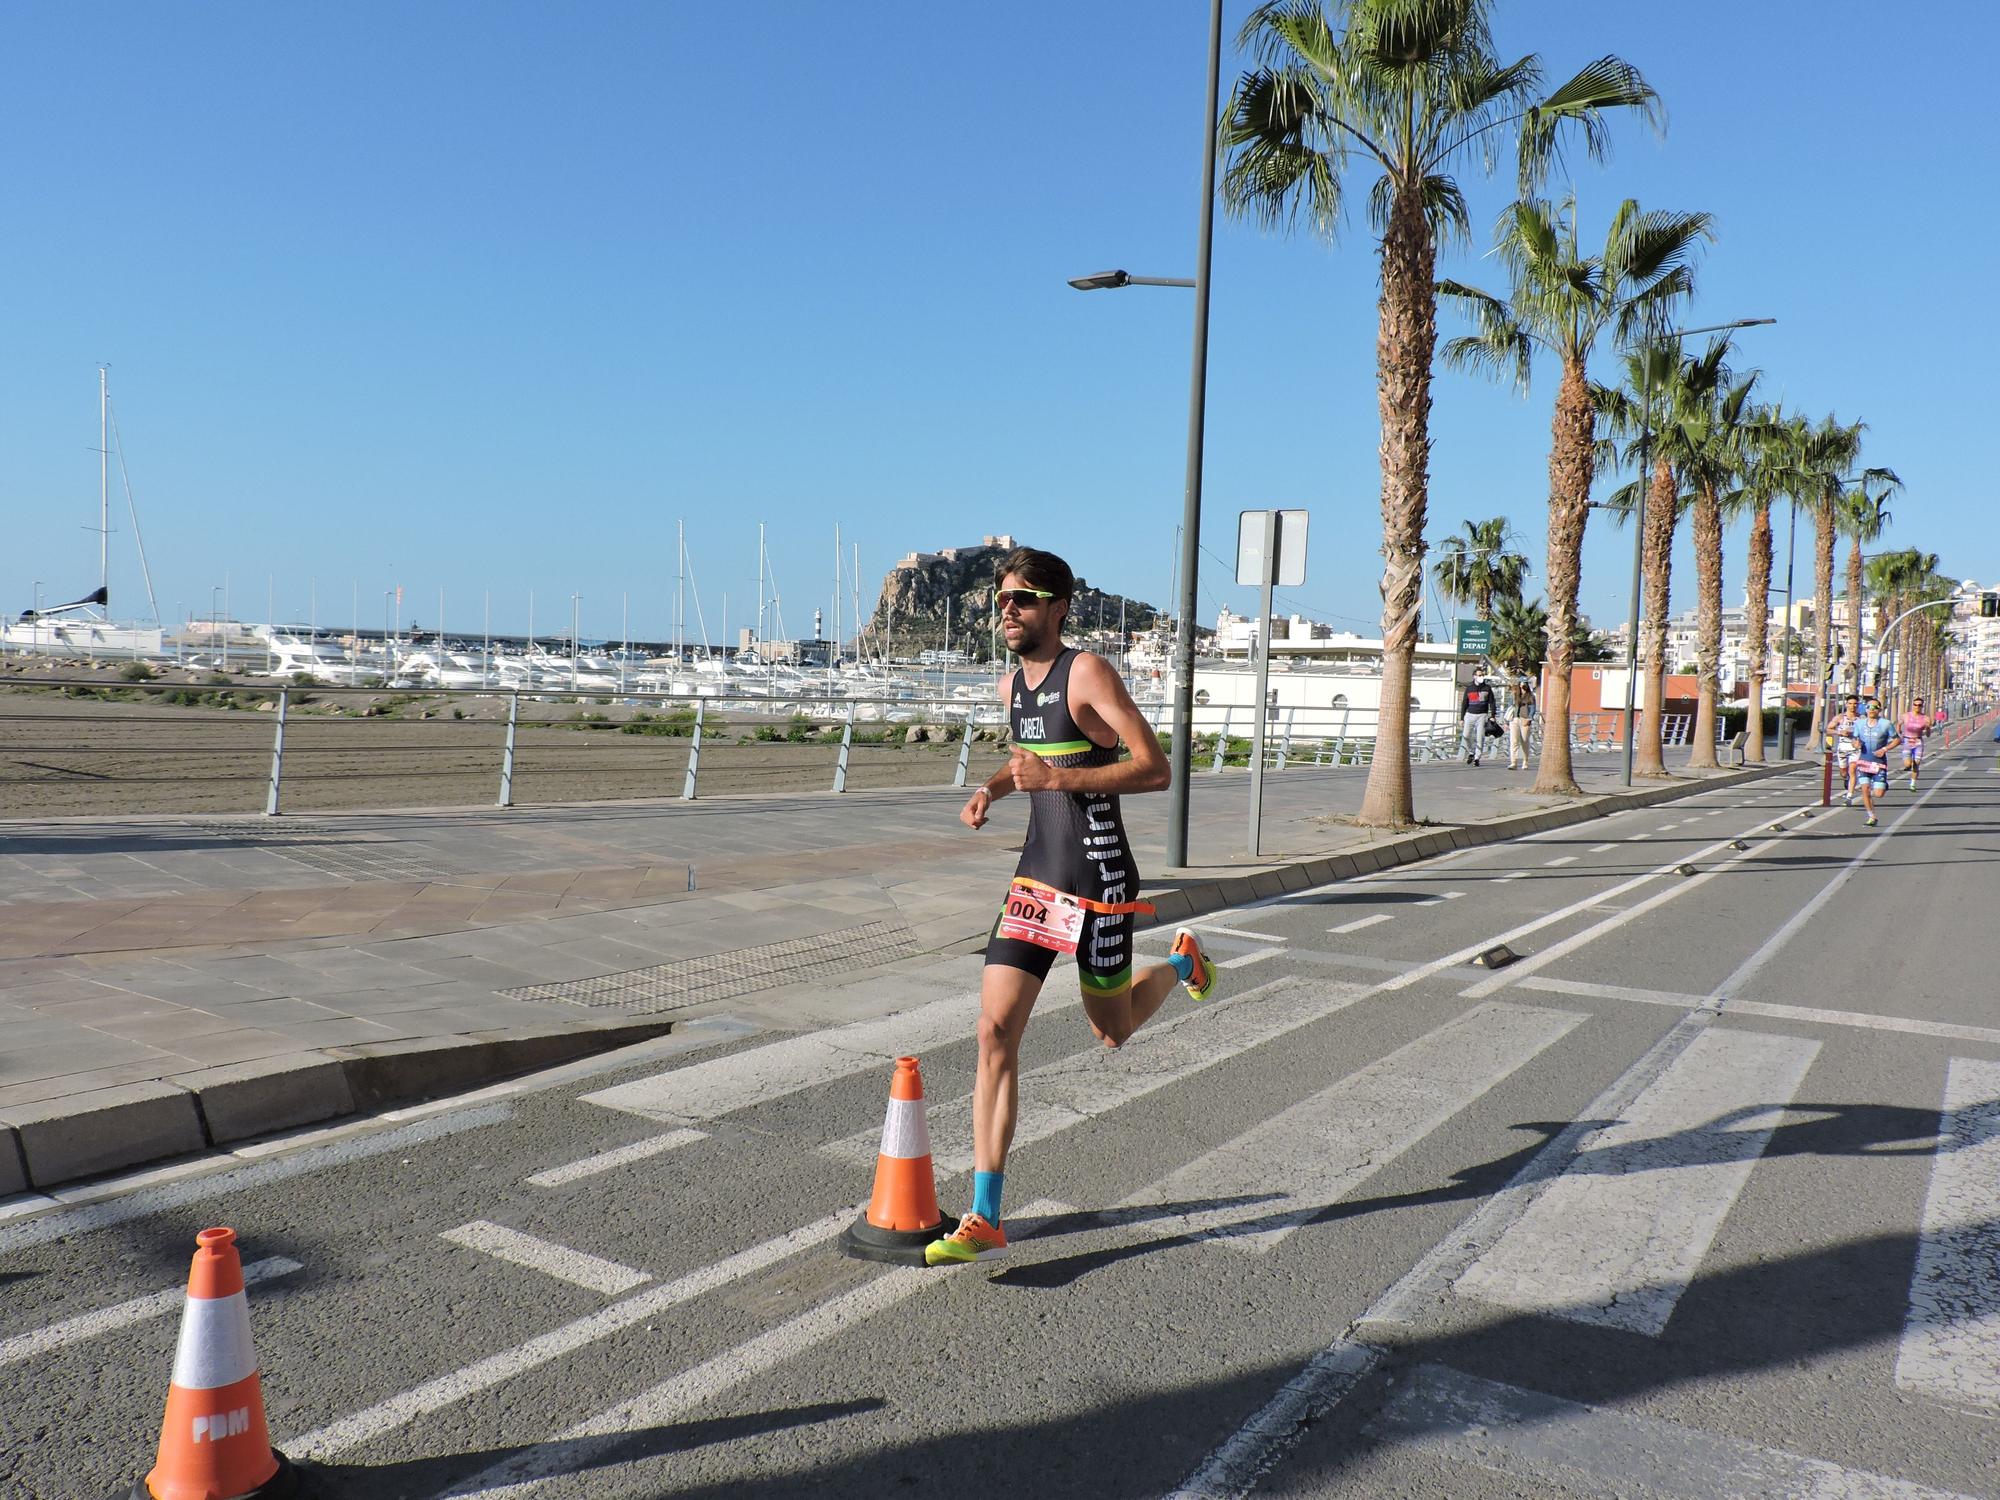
[0, 675, 1764, 819]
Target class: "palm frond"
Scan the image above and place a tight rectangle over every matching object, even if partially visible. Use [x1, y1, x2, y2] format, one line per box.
[1518, 55, 1660, 192]
[1437, 277, 1534, 391]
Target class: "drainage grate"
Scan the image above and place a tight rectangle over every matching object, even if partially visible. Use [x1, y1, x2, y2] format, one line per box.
[504, 919, 924, 1015]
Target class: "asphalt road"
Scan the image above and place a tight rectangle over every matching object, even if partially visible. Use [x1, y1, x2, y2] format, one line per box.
[7, 742, 1999, 1499]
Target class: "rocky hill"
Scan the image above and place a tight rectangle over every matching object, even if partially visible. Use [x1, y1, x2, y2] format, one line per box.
[863, 536, 1170, 661]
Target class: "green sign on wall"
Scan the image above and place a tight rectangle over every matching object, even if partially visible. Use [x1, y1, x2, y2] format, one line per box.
[1455, 618, 1493, 657]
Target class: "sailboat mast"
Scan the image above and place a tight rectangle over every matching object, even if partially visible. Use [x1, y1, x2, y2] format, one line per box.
[832, 523, 841, 669]
[676, 519, 685, 660]
[98, 365, 110, 599]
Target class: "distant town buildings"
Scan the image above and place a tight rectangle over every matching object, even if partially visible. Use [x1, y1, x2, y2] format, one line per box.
[893, 536, 1017, 571]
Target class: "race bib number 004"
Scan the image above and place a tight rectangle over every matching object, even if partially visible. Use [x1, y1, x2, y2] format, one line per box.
[997, 888, 1086, 955]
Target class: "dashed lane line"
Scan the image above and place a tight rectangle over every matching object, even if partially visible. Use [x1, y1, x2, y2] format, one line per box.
[525, 1129, 709, 1188]
[1542, 855, 1578, 867]
[290, 1205, 861, 1460]
[0, 1106, 513, 1256]
[1415, 891, 1465, 906]
[437, 1201, 1068, 1498]
[441, 1222, 652, 1296]
[297, 981, 1303, 1459]
[1707, 768, 1959, 1003]
[1517, 975, 2000, 1047]
[1189, 922, 1289, 943]
[1329, 914, 1394, 935]
[1219, 947, 1284, 969]
[1588, 843, 1618, 853]
[0, 1256, 302, 1368]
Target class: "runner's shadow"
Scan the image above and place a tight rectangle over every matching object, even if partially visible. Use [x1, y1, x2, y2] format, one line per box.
[302, 1398, 885, 1497]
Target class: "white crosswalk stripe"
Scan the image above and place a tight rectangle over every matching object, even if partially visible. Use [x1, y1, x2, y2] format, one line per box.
[818, 977, 1351, 1173]
[1453, 1027, 1820, 1335]
[1896, 1056, 2000, 1411]
[579, 990, 981, 1123]
[1112, 1001, 1585, 1254]
[1371, 1363, 1983, 1500]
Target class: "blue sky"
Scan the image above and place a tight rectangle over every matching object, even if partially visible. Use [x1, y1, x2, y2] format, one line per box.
[3, 2, 1991, 647]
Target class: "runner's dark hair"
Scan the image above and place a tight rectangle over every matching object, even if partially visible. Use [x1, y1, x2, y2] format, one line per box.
[996, 546, 1074, 601]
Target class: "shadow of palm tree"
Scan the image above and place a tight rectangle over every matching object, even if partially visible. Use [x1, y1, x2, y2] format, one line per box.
[554, 1217, 1993, 1500]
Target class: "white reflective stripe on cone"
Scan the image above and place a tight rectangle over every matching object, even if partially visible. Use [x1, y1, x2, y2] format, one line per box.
[877, 1098, 931, 1161]
[170, 1290, 259, 1391]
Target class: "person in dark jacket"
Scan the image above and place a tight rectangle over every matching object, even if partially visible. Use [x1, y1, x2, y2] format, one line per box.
[1460, 673, 1496, 766]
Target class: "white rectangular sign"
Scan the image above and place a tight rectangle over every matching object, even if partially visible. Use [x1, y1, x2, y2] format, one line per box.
[1236, 510, 1308, 588]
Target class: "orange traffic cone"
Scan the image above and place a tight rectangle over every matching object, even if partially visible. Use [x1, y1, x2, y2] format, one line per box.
[125, 1227, 303, 1500]
[838, 1056, 951, 1264]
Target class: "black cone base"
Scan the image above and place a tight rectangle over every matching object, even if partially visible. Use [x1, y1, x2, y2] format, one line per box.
[839, 1210, 952, 1265]
[123, 1448, 306, 1500]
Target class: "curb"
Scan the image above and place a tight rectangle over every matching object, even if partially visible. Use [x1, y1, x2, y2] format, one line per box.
[1136, 758, 1809, 932]
[0, 1017, 672, 1193]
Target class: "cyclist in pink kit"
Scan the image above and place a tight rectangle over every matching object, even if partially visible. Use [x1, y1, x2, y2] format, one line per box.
[1898, 696, 1932, 792]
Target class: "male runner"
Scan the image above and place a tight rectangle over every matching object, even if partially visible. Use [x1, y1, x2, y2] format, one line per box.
[930, 546, 1216, 1266]
[1831, 695, 1862, 804]
[1850, 699, 1896, 827]
[1899, 696, 1932, 791]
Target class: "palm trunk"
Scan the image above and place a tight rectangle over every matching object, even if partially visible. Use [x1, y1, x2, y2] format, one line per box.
[1357, 180, 1435, 828]
[1810, 501, 1836, 742]
[1742, 501, 1773, 763]
[1534, 357, 1592, 795]
[1688, 479, 1723, 768]
[1845, 540, 1864, 698]
[1634, 456, 1675, 776]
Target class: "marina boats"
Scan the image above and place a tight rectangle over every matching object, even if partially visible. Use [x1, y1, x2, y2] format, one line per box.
[4, 370, 166, 662]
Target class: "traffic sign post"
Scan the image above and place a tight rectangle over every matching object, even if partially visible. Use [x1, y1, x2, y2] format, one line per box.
[1238, 509, 1308, 858]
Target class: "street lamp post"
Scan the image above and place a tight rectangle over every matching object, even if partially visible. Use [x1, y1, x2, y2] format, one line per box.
[1618, 316, 1776, 786]
[1063, 0, 1220, 869]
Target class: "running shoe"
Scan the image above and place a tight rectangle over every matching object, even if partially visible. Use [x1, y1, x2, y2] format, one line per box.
[1172, 928, 1218, 1002]
[1909, 776, 1918, 791]
[925, 1211, 1008, 1266]
[1866, 814, 1878, 827]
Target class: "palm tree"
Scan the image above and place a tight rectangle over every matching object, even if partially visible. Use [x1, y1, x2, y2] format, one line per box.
[1432, 516, 1530, 622]
[1796, 414, 1865, 740]
[1596, 339, 1731, 776]
[1841, 472, 1901, 694]
[1489, 594, 1548, 675]
[1729, 406, 1800, 764]
[1672, 363, 1760, 768]
[1869, 548, 1944, 710]
[1439, 194, 1709, 794]
[1222, 0, 1658, 825]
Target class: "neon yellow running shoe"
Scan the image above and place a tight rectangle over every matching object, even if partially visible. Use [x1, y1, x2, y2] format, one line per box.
[1172, 928, 1217, 1002]
[925, 1211, 1008, 1266]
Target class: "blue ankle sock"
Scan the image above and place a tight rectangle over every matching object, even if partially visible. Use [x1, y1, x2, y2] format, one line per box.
[1168, 950, 1195, 983]
[972, 1171, 1004, 1224]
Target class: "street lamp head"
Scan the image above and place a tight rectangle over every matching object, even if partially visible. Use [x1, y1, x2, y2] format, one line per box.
[1067, 270, 1132, 291]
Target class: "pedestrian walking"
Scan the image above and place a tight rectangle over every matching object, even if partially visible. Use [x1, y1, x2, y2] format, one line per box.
[1506, 677, 1535, 770]
[1460, 672, 1496, 767]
